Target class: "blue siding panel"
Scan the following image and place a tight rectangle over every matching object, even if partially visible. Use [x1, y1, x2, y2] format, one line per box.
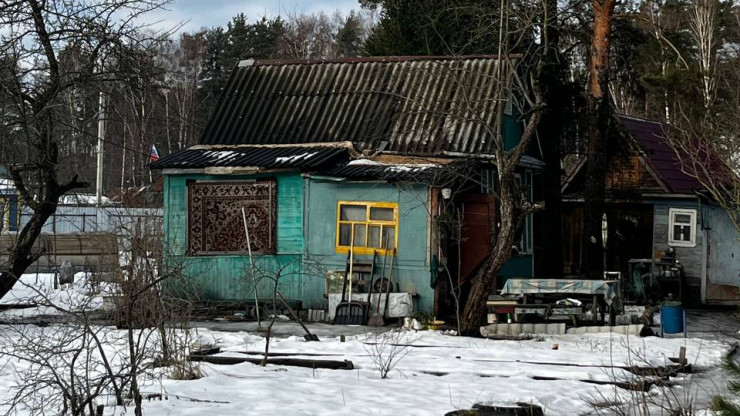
[304, 179, 434, 312]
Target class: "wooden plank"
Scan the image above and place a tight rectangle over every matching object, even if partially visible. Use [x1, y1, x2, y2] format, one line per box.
[188, 355, 355, 370]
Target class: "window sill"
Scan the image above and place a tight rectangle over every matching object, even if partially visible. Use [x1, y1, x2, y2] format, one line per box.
[667, 241, 696, 248]
[336, 246, 394, 256]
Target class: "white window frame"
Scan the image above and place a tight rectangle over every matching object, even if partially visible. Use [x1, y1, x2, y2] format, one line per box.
[668, 208, 697, 248]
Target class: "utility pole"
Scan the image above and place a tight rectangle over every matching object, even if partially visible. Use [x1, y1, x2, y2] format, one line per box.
[95, 89, 107, 208]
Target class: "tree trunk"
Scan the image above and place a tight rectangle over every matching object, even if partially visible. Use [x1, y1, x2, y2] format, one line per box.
[538, 0, 565, 278]
[460, 177, 520, 336]
[0, 125, 86, 298]
[583, 0, 615, 279]
[0, 198, 57, 297]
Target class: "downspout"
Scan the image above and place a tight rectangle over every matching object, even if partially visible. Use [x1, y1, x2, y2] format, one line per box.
[699, 198, 707, 304]
[302, 175, 311, 305]
[163, 176, 169, 254]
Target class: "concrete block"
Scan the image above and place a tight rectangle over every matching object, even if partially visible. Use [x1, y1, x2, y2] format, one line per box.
[480, 323, 566, 338]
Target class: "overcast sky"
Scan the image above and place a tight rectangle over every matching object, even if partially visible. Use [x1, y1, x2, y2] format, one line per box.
[146, 0, 362, 34]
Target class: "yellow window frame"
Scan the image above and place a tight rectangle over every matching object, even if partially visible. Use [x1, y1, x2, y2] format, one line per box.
[335, 201, 398, 255]
[0, 197, 7, 232]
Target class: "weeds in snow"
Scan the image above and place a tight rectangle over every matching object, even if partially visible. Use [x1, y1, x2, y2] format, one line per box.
[363, 329, 416, 379]
[585, 335, 707, 416]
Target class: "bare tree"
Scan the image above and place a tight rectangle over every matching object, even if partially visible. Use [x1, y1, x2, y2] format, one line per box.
[690, 0, 720, 115]
[456, 1, 548, 335]
[664, 0, 740, 232]
[361, 1, 552, 335]
[363, 329, 415, 379]
[0, 0, 167, 299]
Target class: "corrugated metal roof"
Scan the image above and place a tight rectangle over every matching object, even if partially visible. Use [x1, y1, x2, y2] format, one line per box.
[615, 115, 700, 194]
[199, 56, 509, 156]
[324, 165, 439, 182]
[150, 145, 348, 170]
[322, 159, 480, 185]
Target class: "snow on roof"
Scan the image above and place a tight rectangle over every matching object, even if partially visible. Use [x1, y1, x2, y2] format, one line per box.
[275, 152, 318, 164]
[347, 158, 438, 170]
[204, 150, 239, 163]
[59, 194, 113, 206]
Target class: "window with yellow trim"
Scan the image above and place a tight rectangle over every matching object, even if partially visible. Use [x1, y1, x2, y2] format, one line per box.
[336, 201, 398, 255]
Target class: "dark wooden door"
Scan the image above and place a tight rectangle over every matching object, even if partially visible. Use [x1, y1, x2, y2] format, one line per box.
[459, 194, 494, 282]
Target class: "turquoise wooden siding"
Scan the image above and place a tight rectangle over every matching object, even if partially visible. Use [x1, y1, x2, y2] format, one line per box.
[163, 169, 533, 313]
[163, 172, 435, 311]
[163, 172, 305, 303]
[304, 178, 434, 312]
[500, 255, 533, 285]
[504, 113, 524, 151]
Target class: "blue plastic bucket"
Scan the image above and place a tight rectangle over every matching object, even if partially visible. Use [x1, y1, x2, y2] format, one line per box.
[661, 301, 684, 334]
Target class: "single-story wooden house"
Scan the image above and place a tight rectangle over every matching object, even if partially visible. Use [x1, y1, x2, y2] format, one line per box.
[151, 56, 544, 317]
[562, 115, 740, 305]
[0, 166, 20, 233]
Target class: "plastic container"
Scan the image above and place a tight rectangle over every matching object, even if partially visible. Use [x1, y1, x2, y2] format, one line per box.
[661, 301, 684, 334]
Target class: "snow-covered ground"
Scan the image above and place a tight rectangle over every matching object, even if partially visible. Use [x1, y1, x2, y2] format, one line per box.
[0, 273, 733, 415]
[0, 273, 115, 319]
[140, 328, 727, 416]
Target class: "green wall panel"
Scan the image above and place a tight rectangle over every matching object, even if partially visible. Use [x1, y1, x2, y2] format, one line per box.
[304, 179, 434, 312]
[163, 172, 305, 303]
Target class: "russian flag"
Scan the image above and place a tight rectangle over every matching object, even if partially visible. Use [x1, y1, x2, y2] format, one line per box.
[150, 145, 160, 163]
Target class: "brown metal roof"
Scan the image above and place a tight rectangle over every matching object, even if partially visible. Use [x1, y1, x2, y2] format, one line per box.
[200, 56, 509, 156]
[615, 115, 700, 194]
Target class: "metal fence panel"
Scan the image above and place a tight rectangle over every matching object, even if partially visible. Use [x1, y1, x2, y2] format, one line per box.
[19, 206, 163, 236]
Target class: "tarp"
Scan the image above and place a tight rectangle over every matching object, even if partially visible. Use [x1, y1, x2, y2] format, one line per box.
[501, 279, 618, 305]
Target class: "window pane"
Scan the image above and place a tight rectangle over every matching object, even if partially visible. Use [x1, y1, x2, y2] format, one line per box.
[674, 214, 692, 224]
[368, 225, 381, 248]
[340, 205, 366, 221]
[353, 223, 367, 247]
[673, 224, 691, 241]
[339, 224, 352, 246]
[382, 226, 396, 249]
[370, 207, 394, 221]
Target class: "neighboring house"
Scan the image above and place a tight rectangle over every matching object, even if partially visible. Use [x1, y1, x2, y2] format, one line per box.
[561, 114, 740, 305]
[0, 166, 20, 233]
[151, 56, 544, 316]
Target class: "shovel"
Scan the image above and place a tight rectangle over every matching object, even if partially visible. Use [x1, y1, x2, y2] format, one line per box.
[333, 230, 365, 325]
[277, 291, 319, 341]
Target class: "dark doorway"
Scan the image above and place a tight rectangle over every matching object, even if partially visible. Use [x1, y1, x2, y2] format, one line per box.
[604, 204, 654, 277]
[562, 203, 653, 278]
[436, 192, 495, 320]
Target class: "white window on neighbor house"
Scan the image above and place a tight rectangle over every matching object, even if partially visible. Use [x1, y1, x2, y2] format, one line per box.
[668, 208, 697, 247]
